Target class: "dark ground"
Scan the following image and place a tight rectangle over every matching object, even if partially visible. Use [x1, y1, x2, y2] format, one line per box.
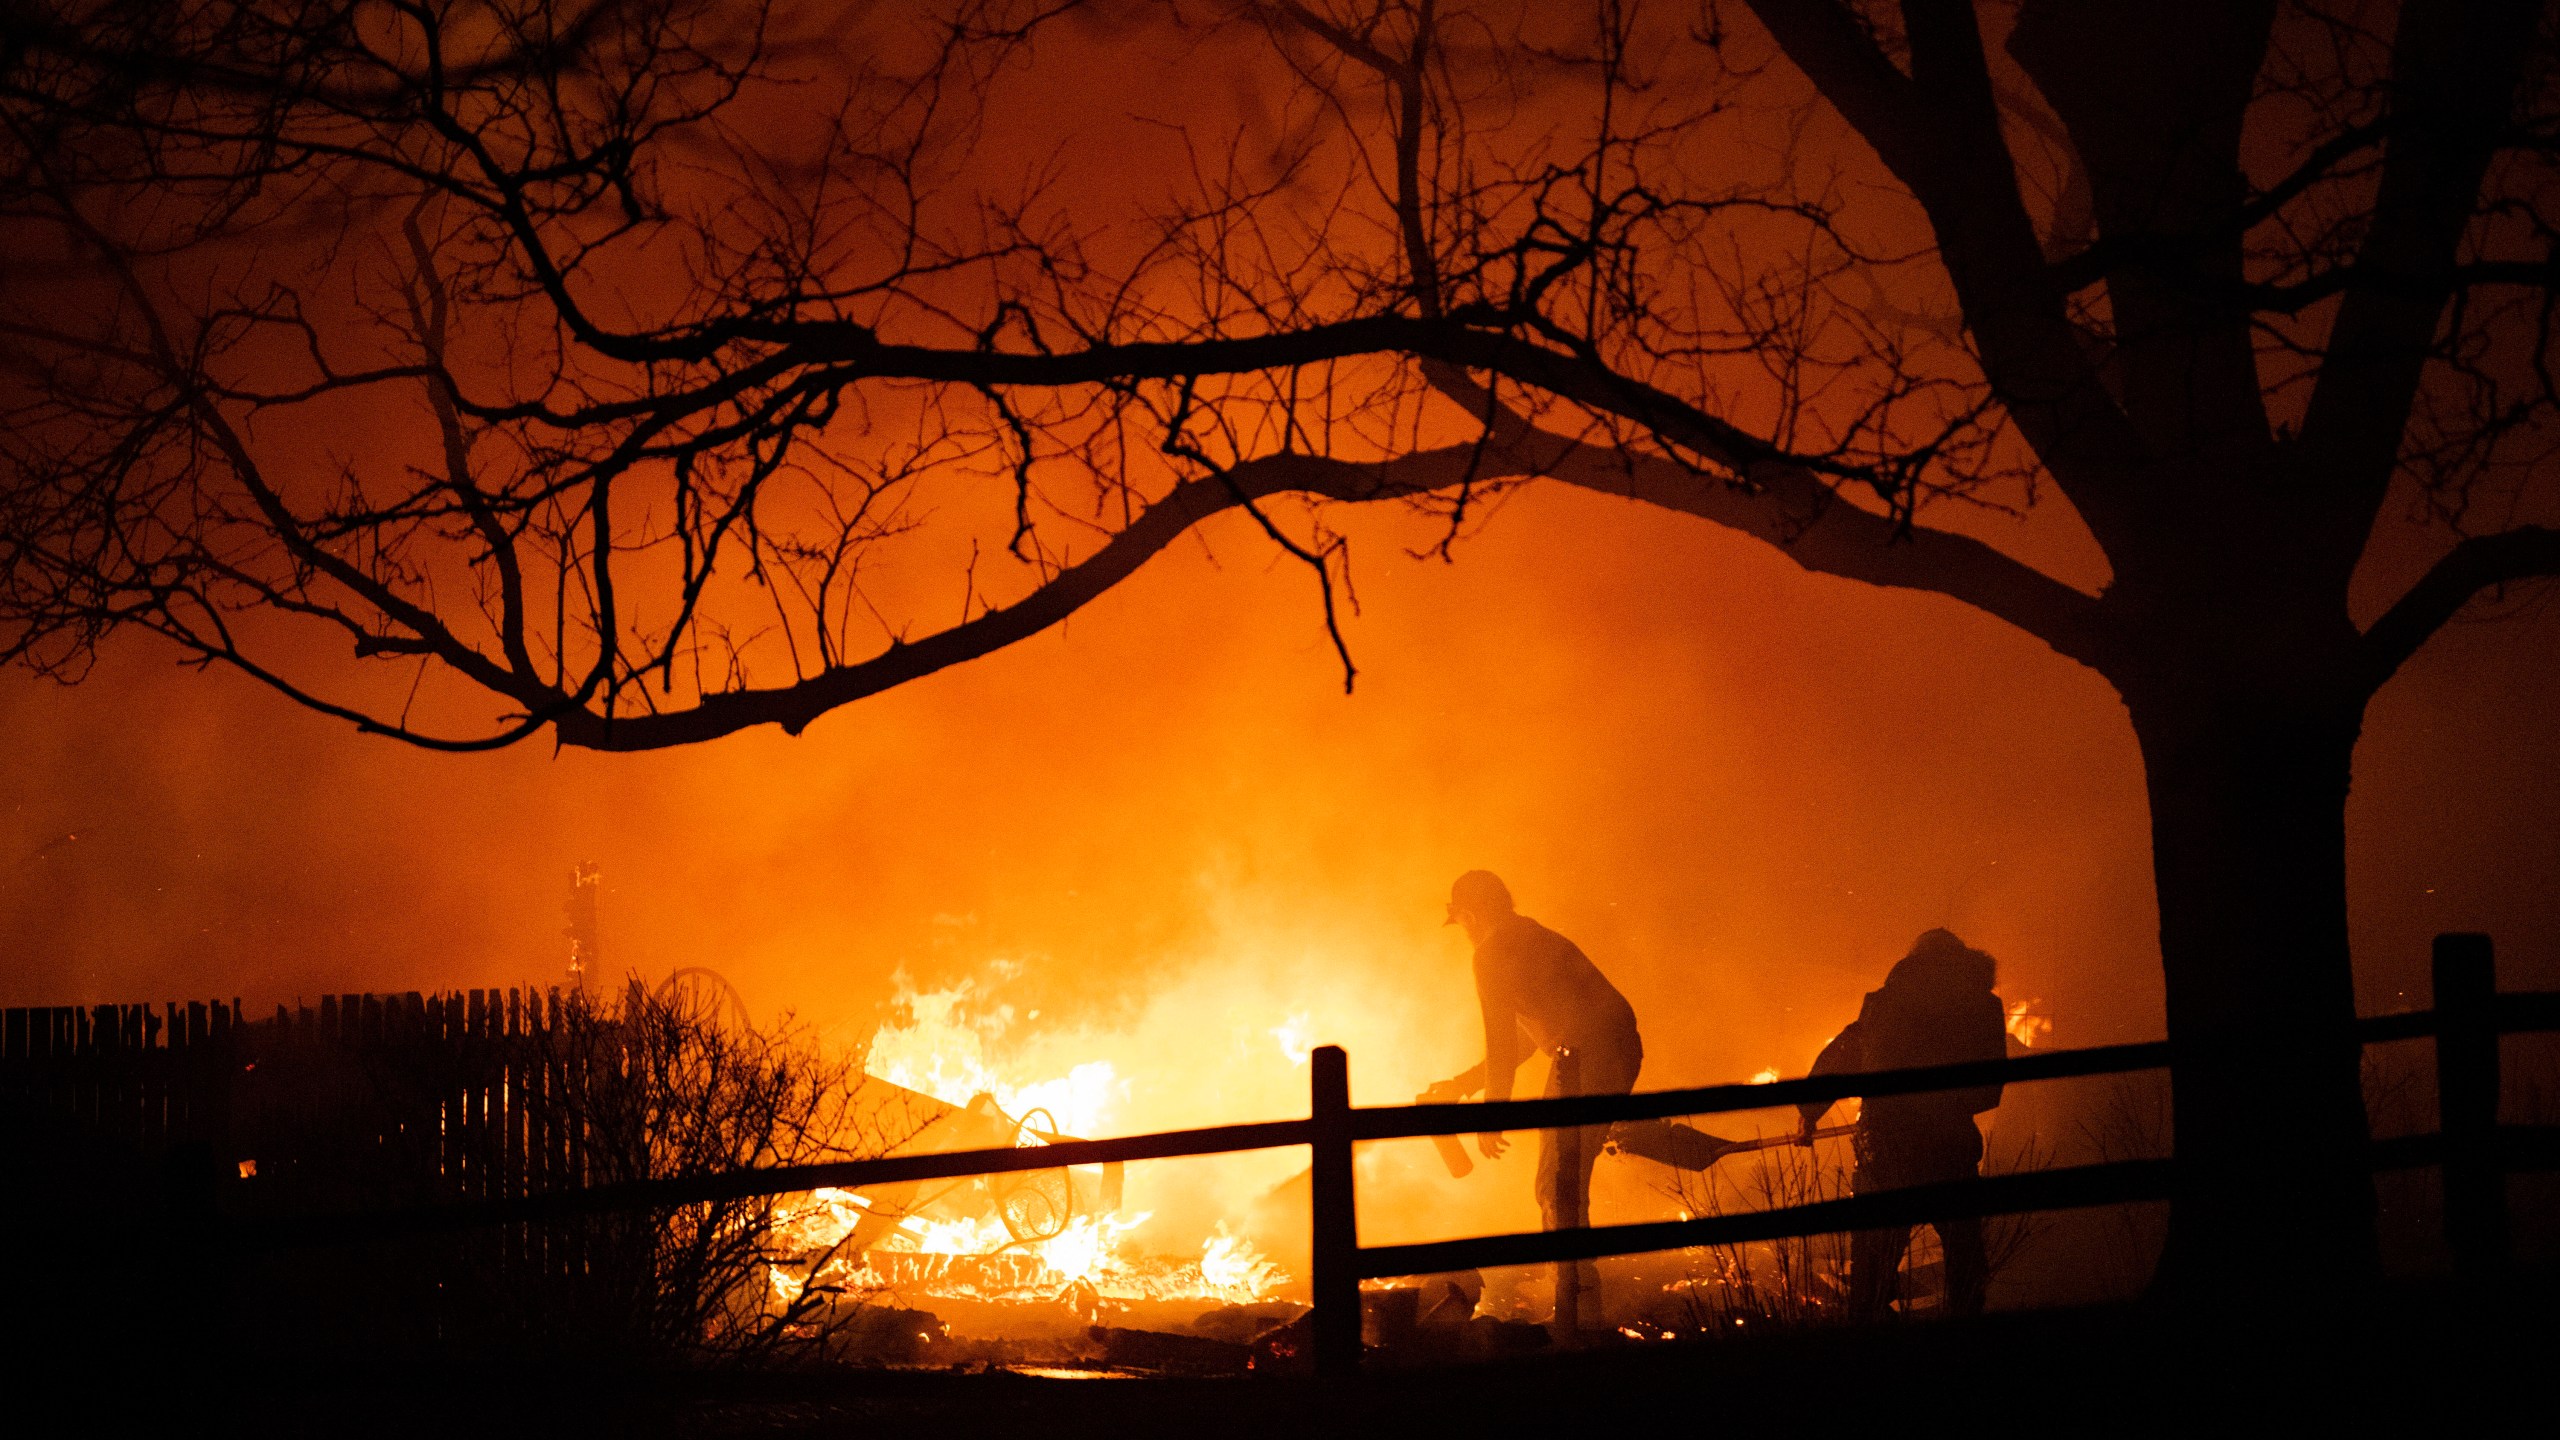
[178, 1270, 2550, 1437]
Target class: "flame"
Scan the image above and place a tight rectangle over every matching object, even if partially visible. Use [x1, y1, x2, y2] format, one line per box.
[761, 968, 1303, 1315]
[890, 1207, 1153, 1286]
[1749, 1066, 1781, 1085]
[1270, 1012, 1314, 1066]
[2005, 999, 2052, 1048]
[1044, 1213, 1148, 1287]
[902, 1210, 1021, 1257]
[1199, 1223, 1285, 1298]
[864, 973, 1122, 1137]
[773, 1198, 1288, 1306]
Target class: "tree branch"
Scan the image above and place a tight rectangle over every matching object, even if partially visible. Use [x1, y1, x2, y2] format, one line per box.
[546, 446, 1474, 750]
[2297, 0, 2542, 526]
[2357, 524, 2560, 694]
[541, 417, 2106, 752]
[1535, 445, 2107, 670]
[1746, 0, 2155, 557]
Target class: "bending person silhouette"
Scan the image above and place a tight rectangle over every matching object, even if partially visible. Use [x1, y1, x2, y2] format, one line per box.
[1430, 870, 1730, 1330]
[1797, 927, 2010, 1317]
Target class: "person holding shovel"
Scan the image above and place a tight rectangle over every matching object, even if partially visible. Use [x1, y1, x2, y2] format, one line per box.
[1795, 927, 2010, 1317]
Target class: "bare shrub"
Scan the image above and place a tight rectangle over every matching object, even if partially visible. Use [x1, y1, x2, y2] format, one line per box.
[517, 979, 928, 1368]
[1662, 1140, 1856, 1333]
[1659, 1119, 2049, 1330]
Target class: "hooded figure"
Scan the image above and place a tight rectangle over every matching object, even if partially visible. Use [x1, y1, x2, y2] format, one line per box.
[1798, 928, 2009, 1317]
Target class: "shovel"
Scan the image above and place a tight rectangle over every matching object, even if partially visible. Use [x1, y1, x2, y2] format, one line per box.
[1697, 1122, 1858, 1160]
[1421, 1089, 1857, 1177]
[1607, 1120, 1859, 1170]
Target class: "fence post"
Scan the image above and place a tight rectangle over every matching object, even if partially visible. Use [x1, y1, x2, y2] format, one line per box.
[1309, 1044, 1359, 1378]
[1551, 1046, 1584, 1336]
[2433, 932, 2507, 1276]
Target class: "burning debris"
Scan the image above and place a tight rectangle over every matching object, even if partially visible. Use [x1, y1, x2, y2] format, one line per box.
[759, 974, 1299, 1359]
[773, 1175, 1287, 1311]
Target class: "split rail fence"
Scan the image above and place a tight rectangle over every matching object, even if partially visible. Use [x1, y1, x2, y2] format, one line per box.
[5, 933, 2555, 1375]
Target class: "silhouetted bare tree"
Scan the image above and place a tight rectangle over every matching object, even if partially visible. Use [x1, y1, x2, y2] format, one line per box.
[5, 1, 2557, 1294]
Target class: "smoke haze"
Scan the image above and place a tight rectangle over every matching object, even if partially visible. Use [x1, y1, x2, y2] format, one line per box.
[5, 480, 2552, 1082]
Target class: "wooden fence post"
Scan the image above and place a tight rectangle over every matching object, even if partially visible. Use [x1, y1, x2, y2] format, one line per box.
[2434, 932, 2507, 1276]
[1309, 1044, 1359, 1378]
[1552, 1046, 1583, 1335]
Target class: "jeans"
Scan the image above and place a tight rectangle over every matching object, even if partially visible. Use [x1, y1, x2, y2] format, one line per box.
[1848, 1118, 1989, 1317]
[1535, 1036, 1641, 1330]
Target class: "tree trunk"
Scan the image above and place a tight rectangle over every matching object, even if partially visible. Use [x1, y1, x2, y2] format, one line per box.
[2128, 679, 2378, 1301]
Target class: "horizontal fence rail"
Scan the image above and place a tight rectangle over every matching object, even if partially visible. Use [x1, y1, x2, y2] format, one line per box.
[1356, 1040, 2176, 1143]
[6, 933, 2555, 1378]
[233, 1117, 1316, 1248]
[1357, 1158, 2183, 1279]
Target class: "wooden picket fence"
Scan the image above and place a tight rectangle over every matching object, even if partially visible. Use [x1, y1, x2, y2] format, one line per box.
[0, 986, 648, 1357]
[0, 998, 241, 1159]
[0, 988, 604, 1206]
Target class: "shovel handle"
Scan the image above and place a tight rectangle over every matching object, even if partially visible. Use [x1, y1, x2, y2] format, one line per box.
[1718, 1123, 1858, 1157]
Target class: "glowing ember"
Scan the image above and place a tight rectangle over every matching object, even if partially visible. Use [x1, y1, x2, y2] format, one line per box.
[2005, 999, 2052, 1048]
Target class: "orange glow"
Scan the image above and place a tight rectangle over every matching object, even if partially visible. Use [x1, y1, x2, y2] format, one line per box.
[865, 971, 1123, 1139]
[4, 2, 2556, 1346]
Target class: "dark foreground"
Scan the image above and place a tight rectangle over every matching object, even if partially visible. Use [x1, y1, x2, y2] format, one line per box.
[78, 1272, 2560, 1436]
